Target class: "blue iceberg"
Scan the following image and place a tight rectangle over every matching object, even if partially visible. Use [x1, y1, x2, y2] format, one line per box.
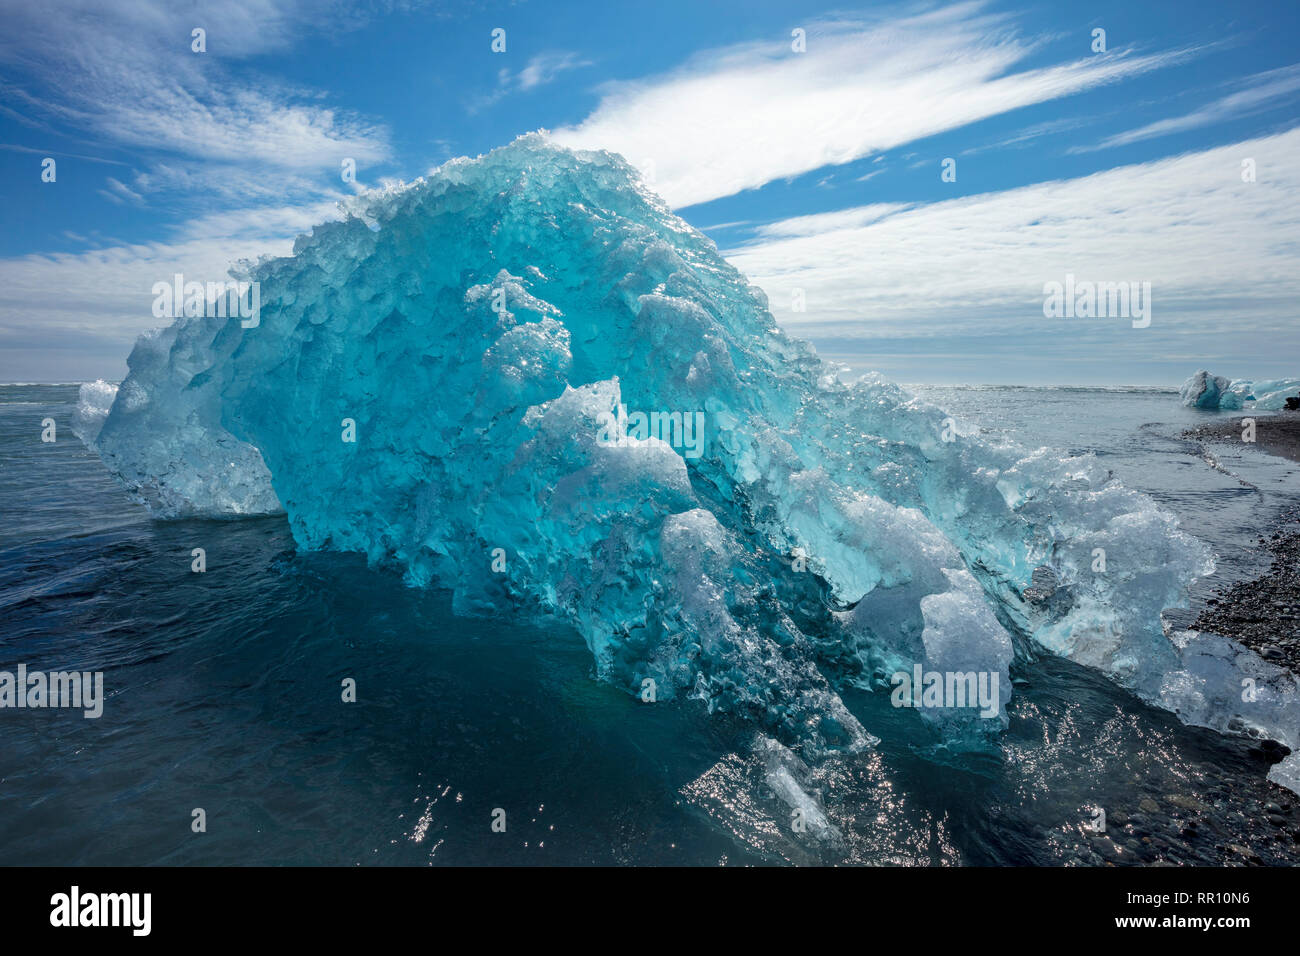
[1179, 370, 1234, 409]
[81, 135, 1300, 788]
[1180, 369, 1300, 410]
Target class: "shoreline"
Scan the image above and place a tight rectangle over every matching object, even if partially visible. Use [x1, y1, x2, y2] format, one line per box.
[1192, 506, 1300, 677]
[1183, 411, 1300, 464]
[1183, 412, 1300, 682]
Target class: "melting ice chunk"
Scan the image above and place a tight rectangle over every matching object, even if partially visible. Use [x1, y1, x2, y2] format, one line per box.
[79, 134, 1296, 789]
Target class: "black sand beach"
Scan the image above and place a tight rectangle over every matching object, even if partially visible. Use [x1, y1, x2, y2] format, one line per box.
[1193, 506, 1300, 675]
[1184, 413, 1300, 686]
[1183, 411, 1300, 465]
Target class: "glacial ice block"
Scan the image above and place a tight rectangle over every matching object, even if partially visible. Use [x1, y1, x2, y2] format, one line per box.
[1244, 378, 1300, 410]
[1180, 370, 1233, 409]
[1180, 369, 1300, 410]
[72, 379, 118, 447]
[87, 316, 282, 517]
[85, 134, 1299, 785]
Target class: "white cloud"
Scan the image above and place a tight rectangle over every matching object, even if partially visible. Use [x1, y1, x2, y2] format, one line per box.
[0, 198, 348, 378]
[0, 143, 130, 165]
[516, 51, 592, 91]
[0, 0, 413, 379]
[0, 0, 392, 194]
[553, 2, 1200, 208]
[725, 128, 1300, 376]
[468, 51, 592, 112]
[100, 87, 390, 171]
[962, 115, 1096, 155]
[1075, 63, 1300, 152]
[98, 177, 145, 205]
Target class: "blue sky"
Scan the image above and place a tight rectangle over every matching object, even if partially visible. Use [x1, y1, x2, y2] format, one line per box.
[1, 0, 1298, 384]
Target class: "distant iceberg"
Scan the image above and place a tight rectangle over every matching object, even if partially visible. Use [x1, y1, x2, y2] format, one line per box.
[80, 135, 1300, 789]
[1180, 369, 1300, 410]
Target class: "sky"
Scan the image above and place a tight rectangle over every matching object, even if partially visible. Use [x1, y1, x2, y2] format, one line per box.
[1, 0, 1298, 385]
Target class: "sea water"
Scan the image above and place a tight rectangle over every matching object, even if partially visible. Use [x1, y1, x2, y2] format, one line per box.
[2, 383, 1297, 865]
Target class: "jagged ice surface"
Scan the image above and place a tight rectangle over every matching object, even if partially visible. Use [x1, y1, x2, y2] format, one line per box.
[1180, 369, 1300, 410]
[83, 135, 1300, 787]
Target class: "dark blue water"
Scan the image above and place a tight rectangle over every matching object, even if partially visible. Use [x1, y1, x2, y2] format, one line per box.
[2, 384, 1298, 865]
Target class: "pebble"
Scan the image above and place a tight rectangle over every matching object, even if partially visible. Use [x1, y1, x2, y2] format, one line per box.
[1166, 794, 1210, 813]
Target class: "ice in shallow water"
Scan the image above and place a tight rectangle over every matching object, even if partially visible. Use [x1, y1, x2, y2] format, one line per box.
[81, 134, 1299, 788]
[1180, 368, 1300, 410]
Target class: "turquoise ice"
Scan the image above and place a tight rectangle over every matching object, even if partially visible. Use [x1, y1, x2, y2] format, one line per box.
[1181, 369, 1300, 410]
[80, 135, 1300, 788]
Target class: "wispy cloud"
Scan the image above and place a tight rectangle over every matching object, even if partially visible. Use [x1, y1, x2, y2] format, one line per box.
[0, 0, 393, 207]
[553, 2, 1202, 208]
[0, 143, 130, 165]
[962, 115, 1097, 155]
[98, 177, 144, 206]
[0, 0, 389, 376]
[515, 51, 592, 91]
[1073, 63, 1300, 152]
[469, 50, 593, 112]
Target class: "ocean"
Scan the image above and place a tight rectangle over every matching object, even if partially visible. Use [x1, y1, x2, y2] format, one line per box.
[2, 382, 1297, 865]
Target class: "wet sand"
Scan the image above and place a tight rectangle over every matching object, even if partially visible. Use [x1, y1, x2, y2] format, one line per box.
[1183, 412, 1300, 464]
[1183, 412, 1300, 672]
[1192, 506, 1300, 675]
